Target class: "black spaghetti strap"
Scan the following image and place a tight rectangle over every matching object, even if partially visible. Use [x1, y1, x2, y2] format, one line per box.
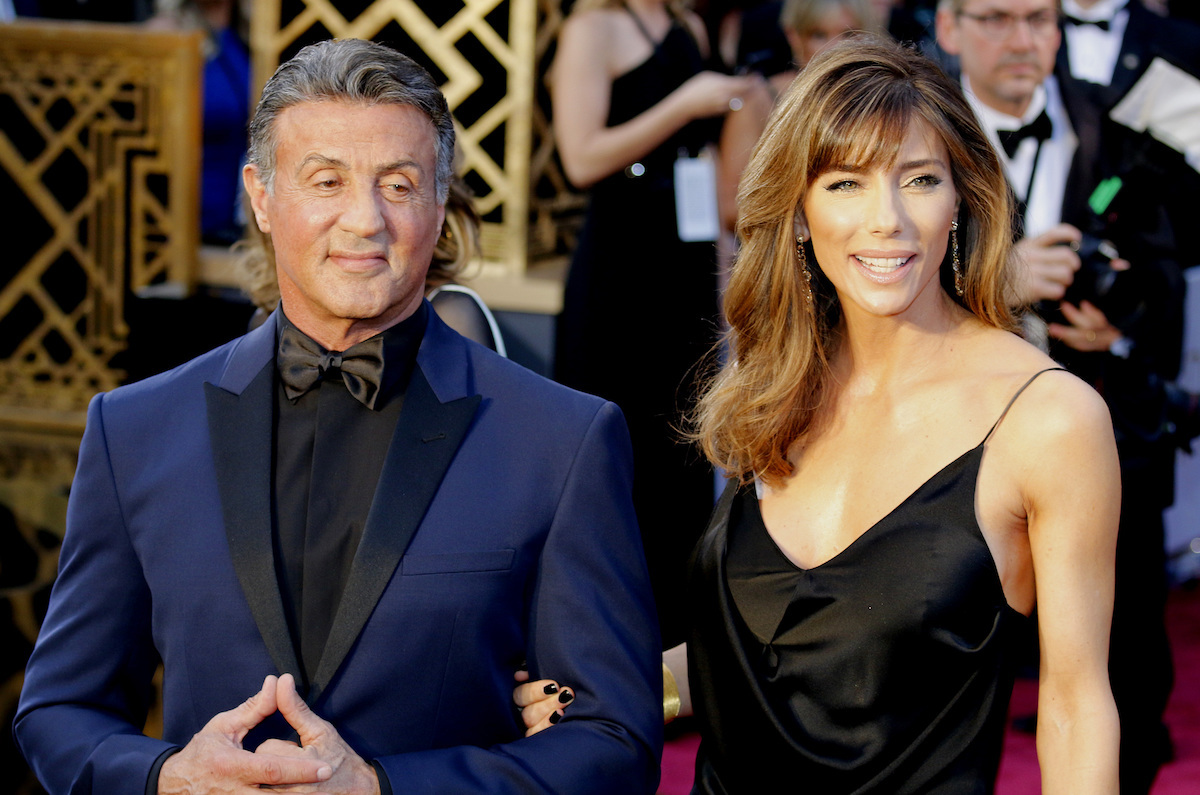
[982, 367, 1068, 444]
[623, 2, 659, 46]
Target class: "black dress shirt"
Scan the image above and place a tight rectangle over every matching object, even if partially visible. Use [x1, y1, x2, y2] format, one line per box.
[273, 303, 426, 689]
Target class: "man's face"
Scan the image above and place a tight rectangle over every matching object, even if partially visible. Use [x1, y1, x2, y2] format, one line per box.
[936, 0, 1061, 118]
[785, 6, 862, 68]
[244, 100, 445, 346]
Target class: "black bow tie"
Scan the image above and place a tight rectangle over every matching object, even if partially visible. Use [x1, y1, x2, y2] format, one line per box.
[997, 111, 1053, 158]
[278, 324, 385, 409]
[1064, 14, 1111, 30]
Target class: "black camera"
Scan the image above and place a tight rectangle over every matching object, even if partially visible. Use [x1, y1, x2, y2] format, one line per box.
[1062, 234, 1120, 307]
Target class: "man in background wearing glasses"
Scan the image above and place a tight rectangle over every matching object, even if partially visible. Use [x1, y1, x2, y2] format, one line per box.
[937, 2, 1198, 792]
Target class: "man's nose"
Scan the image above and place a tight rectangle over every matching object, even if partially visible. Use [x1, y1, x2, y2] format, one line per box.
[1008, 16, 1037, 48]
[340, 185, 387, 237]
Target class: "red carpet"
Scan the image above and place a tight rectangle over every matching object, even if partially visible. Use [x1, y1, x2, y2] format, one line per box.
[658, 585, 1200, 794]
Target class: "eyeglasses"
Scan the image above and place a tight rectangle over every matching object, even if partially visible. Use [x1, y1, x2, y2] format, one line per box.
[958, 9, 1060, 38]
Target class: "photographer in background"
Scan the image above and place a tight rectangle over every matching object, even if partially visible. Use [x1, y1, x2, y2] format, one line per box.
[937, 2, 1196, 791]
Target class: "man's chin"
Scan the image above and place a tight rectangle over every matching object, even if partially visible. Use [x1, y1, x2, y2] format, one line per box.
[997, 82, 1042, 113]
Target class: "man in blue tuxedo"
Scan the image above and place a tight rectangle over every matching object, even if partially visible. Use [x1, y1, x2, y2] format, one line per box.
[14, 38, 662, 794]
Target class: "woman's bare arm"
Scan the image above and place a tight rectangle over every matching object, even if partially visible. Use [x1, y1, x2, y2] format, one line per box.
[1017, 375, 1121, 793]
[552, 10, 759, 189]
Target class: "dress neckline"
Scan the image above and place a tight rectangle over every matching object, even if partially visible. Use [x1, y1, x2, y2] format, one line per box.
[612, 18, 683, 83]
[756, 443, 984, 573]
[754, 367, 1065, 573]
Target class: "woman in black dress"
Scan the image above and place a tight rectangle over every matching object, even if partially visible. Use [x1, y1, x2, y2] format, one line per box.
[523, 36, 1120, 793]
[552, 0, 759, 646]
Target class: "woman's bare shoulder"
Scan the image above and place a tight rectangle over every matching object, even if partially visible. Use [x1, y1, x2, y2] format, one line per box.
[559, 7, 649, 75]
[965, 326, 1110, 441]
[975, 361, 1110, 462]
[560, 7, 620, 40]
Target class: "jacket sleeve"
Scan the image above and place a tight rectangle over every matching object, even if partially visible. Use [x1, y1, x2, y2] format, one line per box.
[373, 400, 664, 793]
[13, 393, 177, 794]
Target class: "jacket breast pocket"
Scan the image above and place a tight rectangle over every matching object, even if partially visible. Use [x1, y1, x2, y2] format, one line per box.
[399, 548, 515, 576]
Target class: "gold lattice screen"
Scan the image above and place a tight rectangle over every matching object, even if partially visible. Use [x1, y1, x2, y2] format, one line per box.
[0, 21, 203, 420]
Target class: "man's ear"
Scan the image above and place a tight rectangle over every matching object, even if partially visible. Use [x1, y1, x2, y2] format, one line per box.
[243, 164, 272, 234]
[934, 7, 962, 56]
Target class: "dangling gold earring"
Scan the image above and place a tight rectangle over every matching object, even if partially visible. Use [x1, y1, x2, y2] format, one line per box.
[797, 234, 813, 304]
[951, 220, 963, 297]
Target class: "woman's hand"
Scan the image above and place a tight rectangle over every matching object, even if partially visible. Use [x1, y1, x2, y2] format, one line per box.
[513, 671, 575, 737]
[514, 645, 693, 737]
[673, 71, 765, 123]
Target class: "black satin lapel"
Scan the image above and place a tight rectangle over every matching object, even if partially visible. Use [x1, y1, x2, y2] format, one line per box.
[1108, 11, 1149, 100]
[205, 363, 301, 679]
[309, 367, 481, 700]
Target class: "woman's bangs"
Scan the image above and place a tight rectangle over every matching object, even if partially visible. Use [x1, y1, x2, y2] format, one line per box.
[810, 94, 913, 177]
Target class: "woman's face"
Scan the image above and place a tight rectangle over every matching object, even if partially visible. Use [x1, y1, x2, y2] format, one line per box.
[787, 6, 862, 67]
[799, 118, 959, 322]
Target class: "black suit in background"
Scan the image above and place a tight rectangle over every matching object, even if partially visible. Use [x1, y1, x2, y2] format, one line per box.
[1054, 6, 1200, 791]
[1057, 0, 1200, 252]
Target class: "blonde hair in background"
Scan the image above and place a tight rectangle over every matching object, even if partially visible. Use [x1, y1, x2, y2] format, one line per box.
[692, 36, 1017, 486]
[779, 0, 880, 38]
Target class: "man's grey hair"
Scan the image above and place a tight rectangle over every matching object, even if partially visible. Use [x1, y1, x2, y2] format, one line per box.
[247, 38, 455, 202]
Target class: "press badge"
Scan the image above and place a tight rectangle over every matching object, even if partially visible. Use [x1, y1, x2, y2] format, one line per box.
[674, 151, 720, 242]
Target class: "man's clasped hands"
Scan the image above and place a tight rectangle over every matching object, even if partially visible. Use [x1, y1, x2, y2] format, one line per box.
[157, 674, 380, 795]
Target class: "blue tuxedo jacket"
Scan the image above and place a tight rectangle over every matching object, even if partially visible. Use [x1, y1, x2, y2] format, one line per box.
[15, 306, 663, 793]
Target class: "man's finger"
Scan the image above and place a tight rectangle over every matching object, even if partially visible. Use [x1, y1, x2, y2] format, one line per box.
[240, 751, 333, 787]
[256, 738, 305, 756]
[1074, 301, 1108, 323]
[1059, 302, 1084, 323]
[1033, 222, 1082, 248]
[276, 672, 329, 744]
[210, 674, 280, 740]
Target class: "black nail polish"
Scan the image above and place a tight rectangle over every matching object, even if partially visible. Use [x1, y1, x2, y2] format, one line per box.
[558, 690, 574, 704]
[549, 711, 562, 724]
[518, 660, 528, 672]
[543, 683, 559, 695]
